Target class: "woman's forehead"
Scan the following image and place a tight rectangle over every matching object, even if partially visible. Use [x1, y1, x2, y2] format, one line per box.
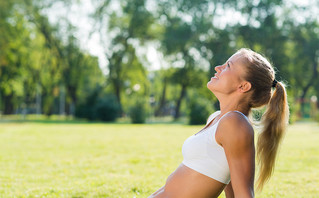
[227, 54, 245, 68]
[228, 52, 245, 62]
[227, 53, 248, 75]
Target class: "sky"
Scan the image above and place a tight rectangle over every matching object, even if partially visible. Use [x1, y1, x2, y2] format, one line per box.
[45, 0, 317, 74]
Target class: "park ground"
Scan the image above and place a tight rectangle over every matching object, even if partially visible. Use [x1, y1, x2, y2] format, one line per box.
[0, 121, 318, 197]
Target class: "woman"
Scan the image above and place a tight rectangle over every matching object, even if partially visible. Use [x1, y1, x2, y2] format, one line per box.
[149, 48, 289, 198]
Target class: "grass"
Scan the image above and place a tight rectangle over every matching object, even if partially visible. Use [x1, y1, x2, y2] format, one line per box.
[0, 121, 318, 197]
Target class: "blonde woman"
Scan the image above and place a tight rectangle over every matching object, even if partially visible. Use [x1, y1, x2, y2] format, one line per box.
[149, 48, 289, 198]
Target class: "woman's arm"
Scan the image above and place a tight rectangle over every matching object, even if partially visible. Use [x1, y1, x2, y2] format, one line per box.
[149, 186, 165, 198]
[224, 182, 234, 198]
[217, 112, 255, 198]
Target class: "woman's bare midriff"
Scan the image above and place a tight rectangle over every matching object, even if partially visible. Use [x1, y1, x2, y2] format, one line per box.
[149, 163, 226, 198]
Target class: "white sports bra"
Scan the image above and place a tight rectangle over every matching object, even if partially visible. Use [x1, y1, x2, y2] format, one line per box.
[182, 110, 247, 184]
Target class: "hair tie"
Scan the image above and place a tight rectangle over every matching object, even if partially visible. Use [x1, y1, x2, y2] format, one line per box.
[272, 79, 278, 88]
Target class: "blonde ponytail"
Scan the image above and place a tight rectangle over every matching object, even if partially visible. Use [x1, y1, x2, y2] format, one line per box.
[236, 48, 290, 191]
[256, 81, 289, 191]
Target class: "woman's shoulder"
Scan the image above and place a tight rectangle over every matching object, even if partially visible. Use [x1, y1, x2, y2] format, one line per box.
[217, 111, 254, 145]
[220, 111, 251, 127]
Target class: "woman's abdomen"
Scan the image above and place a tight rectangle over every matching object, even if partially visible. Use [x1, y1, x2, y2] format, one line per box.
[157, 164, 226, 198]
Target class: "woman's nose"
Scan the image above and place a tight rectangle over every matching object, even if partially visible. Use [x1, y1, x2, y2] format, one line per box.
[215, 65, 222, 72]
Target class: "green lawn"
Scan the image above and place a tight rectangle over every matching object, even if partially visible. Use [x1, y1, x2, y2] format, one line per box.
[0, 121, 318, 198]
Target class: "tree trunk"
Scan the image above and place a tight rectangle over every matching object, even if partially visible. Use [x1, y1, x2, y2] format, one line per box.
[67, 85, 77, 115]
[174, 84, 187, 120]
[3, 93, 14, 115]
[114, 80, 123, 115]
[155, 77, 167, 116]
[108, 52, 124, 116]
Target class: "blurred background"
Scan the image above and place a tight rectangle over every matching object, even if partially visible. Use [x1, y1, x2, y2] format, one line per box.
[0, 0, 318, 124]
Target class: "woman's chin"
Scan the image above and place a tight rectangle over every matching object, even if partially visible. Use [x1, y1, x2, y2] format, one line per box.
[207, 83, 215, 92]
[207, 80, 214, 86]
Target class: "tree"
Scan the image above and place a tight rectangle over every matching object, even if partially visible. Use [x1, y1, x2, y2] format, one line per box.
[0, 4, 32, 114]
[61, 32, 104, 115]
[234, 0, 289, 79]
[288, 20, 319, 116]
[92, 0, 154, 114]
[156, 0, 213, 119]
[153, 68, 174, 116]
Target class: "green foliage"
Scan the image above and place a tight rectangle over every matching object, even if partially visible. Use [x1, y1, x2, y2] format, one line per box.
[188, 98, 212, 125]
[287, 94, 298, 123]
[76, 91, 120, 122]
[0, 0, 319, 121]
[95, 96, 121, 122]
[129, 98, 149, 123]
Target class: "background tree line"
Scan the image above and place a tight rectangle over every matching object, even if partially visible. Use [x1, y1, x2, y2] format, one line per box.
[0, 0, 318, 123]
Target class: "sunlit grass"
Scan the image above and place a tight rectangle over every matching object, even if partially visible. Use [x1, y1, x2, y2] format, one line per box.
[0, 121, 318, 197]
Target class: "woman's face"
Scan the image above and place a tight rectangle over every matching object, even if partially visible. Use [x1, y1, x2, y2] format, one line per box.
[207, 53, 247, 95]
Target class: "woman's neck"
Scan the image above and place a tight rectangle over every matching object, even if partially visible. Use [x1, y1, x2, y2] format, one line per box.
[217, 95, 250, 116]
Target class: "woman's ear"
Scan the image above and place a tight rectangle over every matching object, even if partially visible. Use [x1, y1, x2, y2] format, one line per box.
[238, 81, 252, 93]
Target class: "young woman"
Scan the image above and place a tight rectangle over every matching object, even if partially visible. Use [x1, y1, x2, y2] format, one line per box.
[149, 48, 289, 198]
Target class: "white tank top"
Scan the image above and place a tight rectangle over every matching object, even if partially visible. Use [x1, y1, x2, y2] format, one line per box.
[182, 111, 239, 184]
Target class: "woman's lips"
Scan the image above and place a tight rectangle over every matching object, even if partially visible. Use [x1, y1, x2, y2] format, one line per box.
[212, 74, 218, 79]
